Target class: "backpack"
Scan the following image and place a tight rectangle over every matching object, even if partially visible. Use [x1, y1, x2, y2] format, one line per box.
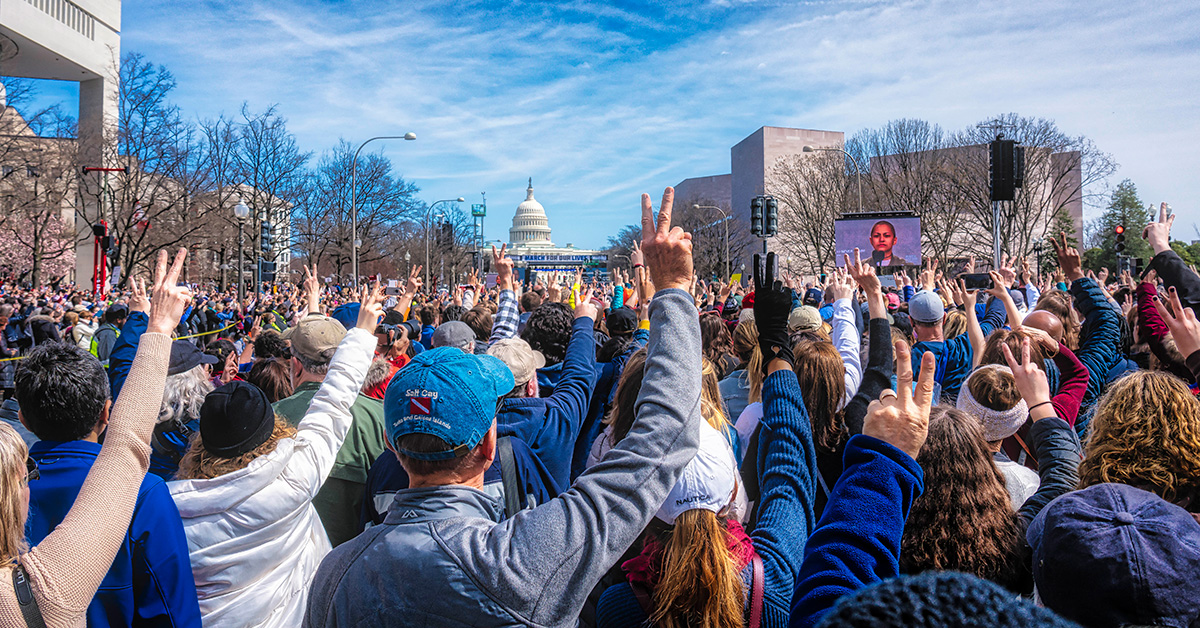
[89, 324, 120, 359]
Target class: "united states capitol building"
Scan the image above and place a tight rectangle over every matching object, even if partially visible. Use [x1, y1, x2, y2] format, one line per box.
[505, 179, 605, 275]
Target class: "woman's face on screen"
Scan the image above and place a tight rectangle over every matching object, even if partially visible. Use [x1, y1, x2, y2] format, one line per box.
[871, 223, 896, 253]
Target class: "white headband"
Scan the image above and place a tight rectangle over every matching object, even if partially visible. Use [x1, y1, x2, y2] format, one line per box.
[957, 364, 1029, 442]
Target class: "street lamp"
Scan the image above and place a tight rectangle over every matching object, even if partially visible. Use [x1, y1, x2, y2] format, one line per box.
[803, 145, 864, 214]
[425, 197, 465, 287]
[233, 199, 250, 302]
[694, 204, 731, 281]
[351, 133, 417, 289]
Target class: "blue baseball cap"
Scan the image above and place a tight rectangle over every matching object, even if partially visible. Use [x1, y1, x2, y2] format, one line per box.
[329, 303, 360, 330]
[908, 290, 945, 324]
[384, 347, 515, 461]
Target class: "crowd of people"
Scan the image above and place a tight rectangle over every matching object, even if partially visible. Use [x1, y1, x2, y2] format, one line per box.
[0, 191, 1197, 627]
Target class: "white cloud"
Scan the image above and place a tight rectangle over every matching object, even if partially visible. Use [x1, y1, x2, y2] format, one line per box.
[115, 0, 1200, 247]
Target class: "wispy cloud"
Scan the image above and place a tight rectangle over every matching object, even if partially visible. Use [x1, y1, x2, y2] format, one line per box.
[96, 0, 1200, 246]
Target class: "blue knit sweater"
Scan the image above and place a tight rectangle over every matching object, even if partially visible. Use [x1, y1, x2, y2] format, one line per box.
[789, 435, 925, 628]
[596, 369, 818, 628]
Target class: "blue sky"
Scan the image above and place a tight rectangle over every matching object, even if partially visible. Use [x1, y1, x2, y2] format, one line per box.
[26, 0, 1200, 249]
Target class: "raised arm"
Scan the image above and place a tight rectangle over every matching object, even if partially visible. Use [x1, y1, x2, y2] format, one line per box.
[289, 285, 384, 494]
[449, 188, 703, 625]
[22, 250, 191, 625]
[489, 245, 520, 344]
[752, 253, 819, 612]
[828, 269, 862, 406]
[790, 342, 935, 628]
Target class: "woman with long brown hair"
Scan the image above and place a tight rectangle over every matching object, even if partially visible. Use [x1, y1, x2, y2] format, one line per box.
[0, 249, 189, 626]
[701, 312, 739, 380]
[900, 339, 1081, 594]
[594, 252, 816, 628]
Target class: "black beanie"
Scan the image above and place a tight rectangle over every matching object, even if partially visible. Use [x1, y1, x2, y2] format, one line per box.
[199, 381, 275, 458]
[817, 571, 1080, 628]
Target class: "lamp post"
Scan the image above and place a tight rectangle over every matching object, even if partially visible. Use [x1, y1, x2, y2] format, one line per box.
[351, 133, 417, 289]
[425, 197, 465, 287]
[233, 199, 250, 303]
[803, 145, 864, 214]
[694, 204, 731, 281]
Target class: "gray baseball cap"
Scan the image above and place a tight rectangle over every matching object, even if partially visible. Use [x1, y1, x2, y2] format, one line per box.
[908, 290, 945, 324]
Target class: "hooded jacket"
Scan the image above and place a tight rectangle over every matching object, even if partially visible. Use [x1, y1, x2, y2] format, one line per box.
[167, 329, 374, 628]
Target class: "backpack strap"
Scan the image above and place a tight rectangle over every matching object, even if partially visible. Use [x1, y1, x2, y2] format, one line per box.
[13, 562, 47, 628]
[749, 553, 765, 628]
[496, 436, 521, 519]
[629, 580, 654, 617]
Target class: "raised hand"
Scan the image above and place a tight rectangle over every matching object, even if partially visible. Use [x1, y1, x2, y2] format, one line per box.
[573, 285, 598, 320]
[302, 265, 321, 314]
[492, 244, 513, 292]
[1143, 202, 1174, 254]
[830, 267, 854, 302]
[147, 248, 192, 335]
[845, 248, 881, 295]
[753, 252, 795, 372]
[356, 281, 386, 331]
[1154, 286, 1200, 359]
[630, 241, 644, 268]
[864, 340, 935, 460]
[640, 187, 693, 292]
[1000, 338, 1054, 420]
[919, 258, 938, 292]
[128, 277, 150, 314]
[406, 264, 424, 295]
[1048, 232, 1084, 283]
[998, 255, 1017, 287]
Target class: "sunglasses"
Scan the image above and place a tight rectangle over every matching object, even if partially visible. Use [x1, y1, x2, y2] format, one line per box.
[24, 457, 39, 483]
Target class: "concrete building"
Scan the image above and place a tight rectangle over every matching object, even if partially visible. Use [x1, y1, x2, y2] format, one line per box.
[673, 173, 731, 210]
[1, 0, 121, 284]
[505, 178, 603, 277]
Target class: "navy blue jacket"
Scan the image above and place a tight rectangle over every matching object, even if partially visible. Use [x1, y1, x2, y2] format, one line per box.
[26, 440, 201, 628]
[498, 316, 596, 489]
[573, 327, 649, 481]
[359, 437, 560, 531]
[108, 311, 193, 479]
[789, 435, 924, 627]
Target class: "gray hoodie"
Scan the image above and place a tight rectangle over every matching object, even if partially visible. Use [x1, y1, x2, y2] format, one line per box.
[304, 289, 702, 627]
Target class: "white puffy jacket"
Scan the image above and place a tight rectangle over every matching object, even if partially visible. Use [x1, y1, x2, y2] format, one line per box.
[168, 328, 375, 628]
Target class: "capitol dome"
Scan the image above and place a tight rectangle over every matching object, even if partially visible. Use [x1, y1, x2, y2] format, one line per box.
[509, 178, 554, 247]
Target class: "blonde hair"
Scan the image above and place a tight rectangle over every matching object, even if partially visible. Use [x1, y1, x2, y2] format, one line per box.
[650, 510, 743, 628]
[733, 321, 764, 404]
[943, 309, 966, 339]
[700, 359, 732, 433]
[1080, 371, 1200, 506]
[175, 417, 297, 480]
[0, 423, 29, 567]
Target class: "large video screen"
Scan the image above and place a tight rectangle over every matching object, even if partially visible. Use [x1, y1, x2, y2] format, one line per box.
[834, 216, 922, 270]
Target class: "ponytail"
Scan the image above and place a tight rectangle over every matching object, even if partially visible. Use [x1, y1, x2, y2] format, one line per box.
[747, 344, 764, 405]
[651, 510, 744, 628]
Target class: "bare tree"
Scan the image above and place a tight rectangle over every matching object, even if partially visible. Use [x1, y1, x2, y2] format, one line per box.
[767, 149, 849, 274]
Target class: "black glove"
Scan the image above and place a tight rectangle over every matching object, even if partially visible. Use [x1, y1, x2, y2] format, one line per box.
[753, 252, 795, 373]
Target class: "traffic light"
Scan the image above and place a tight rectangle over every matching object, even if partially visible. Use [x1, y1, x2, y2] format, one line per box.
[763, 196, 778, 238]
[260, 260, 276, 284]
[1115, 225, 1126, 253]
[260, 222, 273, 253]
[750, 196, 764, 237]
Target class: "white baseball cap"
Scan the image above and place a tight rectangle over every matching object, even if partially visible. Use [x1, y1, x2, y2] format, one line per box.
[656, 421, 739, 525]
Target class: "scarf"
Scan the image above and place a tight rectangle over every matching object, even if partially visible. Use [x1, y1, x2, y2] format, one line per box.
[623, 519, 757, 589]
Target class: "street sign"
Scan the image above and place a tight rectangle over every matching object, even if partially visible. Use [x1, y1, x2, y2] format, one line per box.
[472, 204, 486, 217]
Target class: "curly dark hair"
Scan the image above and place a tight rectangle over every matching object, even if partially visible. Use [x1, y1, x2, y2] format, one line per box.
[442, 304, 468, 323]
[253, 330, 292, 360]
[521, 302, 573, 365]
[900, 407, 1024, 591]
